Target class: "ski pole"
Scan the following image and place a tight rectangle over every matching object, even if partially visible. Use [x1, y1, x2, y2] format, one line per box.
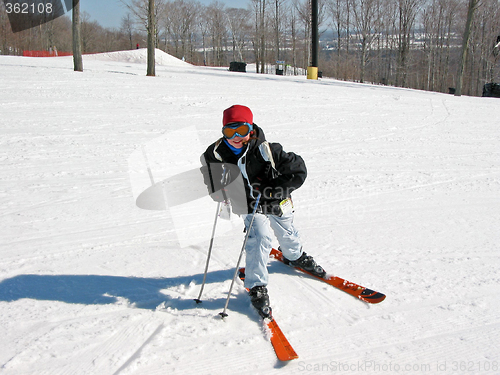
[194, 166, 228, 304]
[194, 200, 222, 304]
[219, 192, 261, 319]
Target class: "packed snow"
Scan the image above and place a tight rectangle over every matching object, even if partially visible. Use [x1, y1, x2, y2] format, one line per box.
[1, 49, 499, 375]
[83, 48, 191, 67]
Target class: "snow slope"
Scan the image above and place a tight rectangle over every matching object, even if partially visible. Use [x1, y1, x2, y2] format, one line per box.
[83, 48, 191, 67]
[1, 50, 499, 374]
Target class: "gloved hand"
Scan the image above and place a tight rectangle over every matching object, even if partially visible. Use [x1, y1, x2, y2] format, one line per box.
[200, 165, 226, 202]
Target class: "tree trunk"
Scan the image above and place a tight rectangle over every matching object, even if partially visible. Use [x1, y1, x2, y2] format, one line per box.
[147, 0, 156, 77]
[275, 0, 280, 61]
[72, 0, 83, 72]
[455, 0, 478, 96]
[260, 0, 266, 73]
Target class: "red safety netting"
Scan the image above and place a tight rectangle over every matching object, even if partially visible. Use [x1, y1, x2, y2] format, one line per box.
[23, 50, 73, 57]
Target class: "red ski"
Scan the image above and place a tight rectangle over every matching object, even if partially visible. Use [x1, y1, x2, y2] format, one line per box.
[238, 268, 298, 361]
[270, 248, 386, 304]
[266, 318, 299, 361]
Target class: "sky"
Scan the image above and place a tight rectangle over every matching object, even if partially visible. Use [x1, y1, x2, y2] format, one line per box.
[79, 0, 249, 30]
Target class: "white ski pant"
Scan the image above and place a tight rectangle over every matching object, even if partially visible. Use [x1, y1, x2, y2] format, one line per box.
[242, 212, 302, 290]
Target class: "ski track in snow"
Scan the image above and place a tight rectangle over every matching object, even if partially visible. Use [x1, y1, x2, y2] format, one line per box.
[1, 50, 499, 374]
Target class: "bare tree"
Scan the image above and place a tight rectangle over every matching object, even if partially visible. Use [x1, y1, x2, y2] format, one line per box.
[395, 0, 420, 87]
[81, 12, 99, 52]
[250, 0, 268, 73]
[72, 0, 83, 71]
[271, 0, 286, 60]
[121, 0, 167, 75]
[378, 0, 397, 85]
[484, 3, 500, 83]
[326, 0, 356, 79]
[197, 8, 210, 65]
[226, 7, 252, 62]
[163, 0, 199, 61]
[455, 0, 481, 96]
[288, 0, 300, 74]
[466, 0, 499, 94]
[295, 0, 311, 70]
[0, 2, 9, 54]
[327, 0, 344, 76]
[121, 14, 136, 50]
[259, 0, 267, 73]
[421, 0, 460, 92]
[147, 0, 155, 76]
[350, 0, 381, 83]
[205, 2, 228, 67]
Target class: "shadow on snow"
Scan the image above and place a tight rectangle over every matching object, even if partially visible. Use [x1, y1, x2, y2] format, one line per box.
[0, 264, 292, 320]
[0, 269, 238, 311]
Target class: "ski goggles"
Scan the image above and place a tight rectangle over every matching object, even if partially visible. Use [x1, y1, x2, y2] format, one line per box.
[222, 122, 253, 140]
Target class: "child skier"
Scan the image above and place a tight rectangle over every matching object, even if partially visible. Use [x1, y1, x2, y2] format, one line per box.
[202, 104, 325, 319]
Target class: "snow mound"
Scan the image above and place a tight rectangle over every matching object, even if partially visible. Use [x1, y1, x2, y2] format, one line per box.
[84, 48, 190, 67]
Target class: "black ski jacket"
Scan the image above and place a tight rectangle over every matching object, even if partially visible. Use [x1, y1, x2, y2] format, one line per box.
[201, 124, 307, 215]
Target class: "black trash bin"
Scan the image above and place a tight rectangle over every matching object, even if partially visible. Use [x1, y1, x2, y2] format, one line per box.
[482, 83, 500, 98]
[229, 62, 247, 72]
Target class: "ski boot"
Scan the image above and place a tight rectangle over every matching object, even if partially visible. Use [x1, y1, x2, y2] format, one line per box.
[249, 285, 272, 319]
[284, 251, 326, 278]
